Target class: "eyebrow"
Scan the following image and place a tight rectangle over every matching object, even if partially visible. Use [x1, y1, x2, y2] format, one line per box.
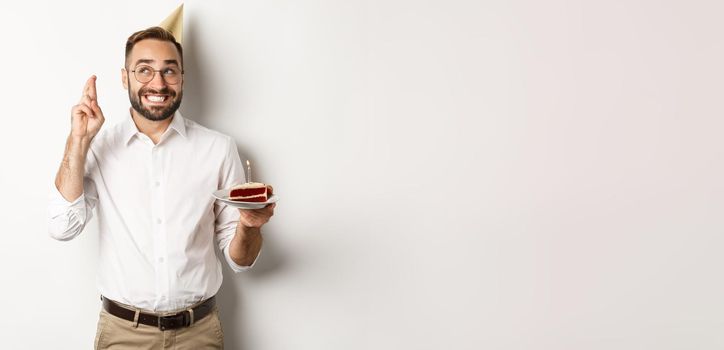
[133, 59, 180, 67]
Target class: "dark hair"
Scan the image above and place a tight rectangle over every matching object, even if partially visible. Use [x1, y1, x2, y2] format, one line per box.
[125, 26, 183, 68]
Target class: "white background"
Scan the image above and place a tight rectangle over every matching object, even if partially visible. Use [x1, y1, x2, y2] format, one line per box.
[1, 0, 723, 349]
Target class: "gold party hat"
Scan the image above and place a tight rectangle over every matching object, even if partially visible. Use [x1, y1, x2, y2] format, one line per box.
[159, 4, 184, 45]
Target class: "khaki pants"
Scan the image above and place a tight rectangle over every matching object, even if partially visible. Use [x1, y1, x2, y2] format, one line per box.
[94, 306, 224, 349]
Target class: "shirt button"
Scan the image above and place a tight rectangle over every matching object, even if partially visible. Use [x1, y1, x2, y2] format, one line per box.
[159, 257, 165, 263]
[155, 181, 161, 187]
[156, 218, 162, 224]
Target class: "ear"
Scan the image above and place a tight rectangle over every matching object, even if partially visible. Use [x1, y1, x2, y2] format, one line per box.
[121, 68, 128, 90]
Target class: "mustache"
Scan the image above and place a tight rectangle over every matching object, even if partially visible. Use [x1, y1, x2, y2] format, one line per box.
[138, 87, 176, 97]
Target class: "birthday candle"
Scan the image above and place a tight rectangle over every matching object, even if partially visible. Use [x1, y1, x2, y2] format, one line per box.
[246, 160, 252, 183]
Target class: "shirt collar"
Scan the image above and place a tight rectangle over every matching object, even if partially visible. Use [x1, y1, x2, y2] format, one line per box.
[168, 111, 188, 139]
[122, 110, 188, 146]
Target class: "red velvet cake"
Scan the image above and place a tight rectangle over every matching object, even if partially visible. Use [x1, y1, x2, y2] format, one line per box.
[229, 182, 269, 202]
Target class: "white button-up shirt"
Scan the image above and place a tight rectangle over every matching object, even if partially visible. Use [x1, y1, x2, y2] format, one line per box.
[48, 111, 255, 312]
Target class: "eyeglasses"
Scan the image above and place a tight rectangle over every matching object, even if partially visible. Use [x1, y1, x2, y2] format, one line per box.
[130, 65, 184, 85]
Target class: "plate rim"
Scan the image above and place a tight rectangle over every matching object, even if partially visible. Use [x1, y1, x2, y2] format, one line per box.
[212, 190, 279, 209]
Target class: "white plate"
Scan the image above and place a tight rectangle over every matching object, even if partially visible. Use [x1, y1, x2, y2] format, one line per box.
[213, 189, 279, 209]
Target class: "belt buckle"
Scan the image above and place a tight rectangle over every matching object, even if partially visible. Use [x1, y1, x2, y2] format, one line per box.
[158, 312, 190, 331]
[158, 315, 172, 331]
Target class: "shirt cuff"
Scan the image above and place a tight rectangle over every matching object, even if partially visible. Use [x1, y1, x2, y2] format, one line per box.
[48, 185, 89, 241]
[48, 185, 86, 216]
[223, 245, 261, 273]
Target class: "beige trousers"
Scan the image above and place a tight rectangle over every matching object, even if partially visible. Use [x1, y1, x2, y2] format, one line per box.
[94, 307, 224, 350]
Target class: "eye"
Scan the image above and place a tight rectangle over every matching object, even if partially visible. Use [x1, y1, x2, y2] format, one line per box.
[163, 68, 178, 76]
[137, 66, 152, 75]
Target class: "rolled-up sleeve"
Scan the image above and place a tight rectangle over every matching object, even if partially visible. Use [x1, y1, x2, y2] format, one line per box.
[47, 177, 99, 241]
[214, 136, 261, 272]
[48, 148, 99, 241]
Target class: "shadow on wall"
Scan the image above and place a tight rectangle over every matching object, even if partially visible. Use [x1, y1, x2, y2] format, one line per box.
[179, 15, 208, 127]
[216, 238, 287, 350]
[182, 14, 287, 350]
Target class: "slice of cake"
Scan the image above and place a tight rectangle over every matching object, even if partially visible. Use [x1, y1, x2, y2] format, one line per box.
[229, 182, 269, 202]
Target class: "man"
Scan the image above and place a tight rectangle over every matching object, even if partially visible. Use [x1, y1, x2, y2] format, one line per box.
[48, 27, 275, 349]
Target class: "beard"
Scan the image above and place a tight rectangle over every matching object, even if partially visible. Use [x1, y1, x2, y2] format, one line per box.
[129, 86, 183, 122]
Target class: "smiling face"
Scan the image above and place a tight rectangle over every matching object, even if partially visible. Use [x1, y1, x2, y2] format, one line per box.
[123, 39, 183, 121]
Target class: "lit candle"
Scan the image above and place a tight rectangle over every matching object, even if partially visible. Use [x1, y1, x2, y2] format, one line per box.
[246, 160, 252, 183]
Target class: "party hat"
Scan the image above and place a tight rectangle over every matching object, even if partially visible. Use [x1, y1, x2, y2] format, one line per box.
[159, 4, 184, 45]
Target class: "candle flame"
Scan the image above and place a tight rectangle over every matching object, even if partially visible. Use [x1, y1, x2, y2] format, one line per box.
[246, 160, 250, 166]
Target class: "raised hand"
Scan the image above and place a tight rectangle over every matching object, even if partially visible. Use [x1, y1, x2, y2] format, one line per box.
[70, 75, 105, 139]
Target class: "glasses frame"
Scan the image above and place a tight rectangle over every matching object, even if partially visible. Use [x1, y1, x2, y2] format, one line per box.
[129, 65, 184, 85]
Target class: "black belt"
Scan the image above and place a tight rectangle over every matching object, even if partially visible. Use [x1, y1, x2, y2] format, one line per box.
[101, 296, 216, 330]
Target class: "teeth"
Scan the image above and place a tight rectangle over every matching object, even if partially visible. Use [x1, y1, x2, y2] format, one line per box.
[146, 95, 166, 102]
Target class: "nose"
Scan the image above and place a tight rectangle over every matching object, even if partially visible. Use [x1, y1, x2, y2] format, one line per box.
[147, 70, 167, 89]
